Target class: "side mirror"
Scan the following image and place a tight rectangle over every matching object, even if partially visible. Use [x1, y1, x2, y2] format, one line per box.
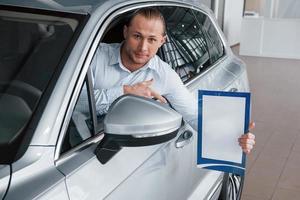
[95, 94, 182, 164]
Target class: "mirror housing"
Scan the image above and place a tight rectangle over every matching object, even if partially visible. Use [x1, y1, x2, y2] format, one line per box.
[95, 94, 182, 164]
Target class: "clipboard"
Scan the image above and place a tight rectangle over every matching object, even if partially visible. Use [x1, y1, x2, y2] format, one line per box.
[197, 90, 251, 176]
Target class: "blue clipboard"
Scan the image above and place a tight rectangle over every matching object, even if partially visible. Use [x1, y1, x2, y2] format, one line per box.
[197, 90, 251, 176]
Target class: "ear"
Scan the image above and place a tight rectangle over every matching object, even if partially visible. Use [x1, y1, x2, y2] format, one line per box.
[123, 25, 128, 39]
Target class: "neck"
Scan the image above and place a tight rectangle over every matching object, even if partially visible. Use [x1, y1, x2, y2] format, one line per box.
[123, 62, 143, 72]
[120, 44, 144, 72]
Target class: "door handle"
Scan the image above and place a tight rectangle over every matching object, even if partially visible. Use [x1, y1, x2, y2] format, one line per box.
[175, 130, 193, 148]
[229, 87, 238, 92]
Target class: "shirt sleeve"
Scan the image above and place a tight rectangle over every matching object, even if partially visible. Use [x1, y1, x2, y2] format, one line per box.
[164, 69, 198, 131]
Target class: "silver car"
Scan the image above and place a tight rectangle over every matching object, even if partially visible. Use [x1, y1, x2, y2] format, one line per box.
[0, 0, 250, 199]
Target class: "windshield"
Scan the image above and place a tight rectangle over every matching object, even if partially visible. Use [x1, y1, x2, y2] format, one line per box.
[0, 6, 85, 164]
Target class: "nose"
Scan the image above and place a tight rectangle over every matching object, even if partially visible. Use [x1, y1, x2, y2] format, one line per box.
[138, 39, 148, 51]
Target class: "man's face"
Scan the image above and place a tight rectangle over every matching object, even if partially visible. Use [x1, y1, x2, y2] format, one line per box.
[122, 14, 166, 70]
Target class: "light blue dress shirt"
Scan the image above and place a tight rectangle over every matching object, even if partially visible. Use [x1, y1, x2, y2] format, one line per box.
[82, 43, 197, 129]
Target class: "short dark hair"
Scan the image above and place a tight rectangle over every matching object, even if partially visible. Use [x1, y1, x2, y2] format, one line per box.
[127, 7, 166, 36]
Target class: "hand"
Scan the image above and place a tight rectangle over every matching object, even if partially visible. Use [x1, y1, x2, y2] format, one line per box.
[123, 79, 167, 103]
[238, 122, 255, 154]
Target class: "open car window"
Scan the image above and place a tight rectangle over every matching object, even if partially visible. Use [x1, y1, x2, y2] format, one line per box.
[101, 6, 224, 84]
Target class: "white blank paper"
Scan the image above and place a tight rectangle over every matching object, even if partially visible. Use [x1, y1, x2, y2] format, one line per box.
[201, 95, 245, 163]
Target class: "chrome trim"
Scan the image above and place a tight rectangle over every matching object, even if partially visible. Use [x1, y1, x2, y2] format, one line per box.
[55, 133, 104, 166]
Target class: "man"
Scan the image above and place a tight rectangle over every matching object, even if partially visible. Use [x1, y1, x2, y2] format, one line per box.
[88, 7, 255, 153]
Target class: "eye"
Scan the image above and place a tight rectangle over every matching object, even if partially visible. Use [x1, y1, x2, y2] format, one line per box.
[148, 38, 157, 43]
[133, 34, 141, 39]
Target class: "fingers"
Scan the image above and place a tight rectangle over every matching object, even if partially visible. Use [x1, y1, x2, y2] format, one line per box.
[143, 79, 166, 103]
[239, 122, 256, 154]
[249, 121, 255, 130]
[141, 79, 153, 87]
[239, 132, 255, 154]
[239, 135, 255, 146]
[243, 148, 251, 154]
[150, 88, 167, 103]
[243, 132, 255, 140]
[239, 143, 254, 154]
[124, 79, 166, 103]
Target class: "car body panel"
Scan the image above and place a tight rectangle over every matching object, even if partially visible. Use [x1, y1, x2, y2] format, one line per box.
[4, 147, 67, 199]
[0, 165, 10, 200]
[59, 124, 193, 200]
[35, 181, 69, 200]
[0, 0, 214, 15]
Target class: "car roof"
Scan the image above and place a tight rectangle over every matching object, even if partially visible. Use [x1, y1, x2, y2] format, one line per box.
[0, 0, 206, 14]
[0, 0, 103, 14]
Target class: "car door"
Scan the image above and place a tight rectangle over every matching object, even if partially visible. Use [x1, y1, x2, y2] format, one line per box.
[55, 5, 195, 200]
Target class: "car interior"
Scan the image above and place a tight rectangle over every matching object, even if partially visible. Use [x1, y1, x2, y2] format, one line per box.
[0, 14, 73, 162]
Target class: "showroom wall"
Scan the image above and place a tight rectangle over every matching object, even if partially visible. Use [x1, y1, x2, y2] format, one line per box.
[245, 0, 265, 16]
[240, 0, 300, 59]
[223, 0, 244, 46]
[209, 0, 244, 46]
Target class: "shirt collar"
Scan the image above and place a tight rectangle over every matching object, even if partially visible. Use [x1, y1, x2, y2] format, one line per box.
[109, 42, 157, 72]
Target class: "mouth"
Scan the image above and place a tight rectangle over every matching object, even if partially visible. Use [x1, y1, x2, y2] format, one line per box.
[135, 53, 148, 58]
